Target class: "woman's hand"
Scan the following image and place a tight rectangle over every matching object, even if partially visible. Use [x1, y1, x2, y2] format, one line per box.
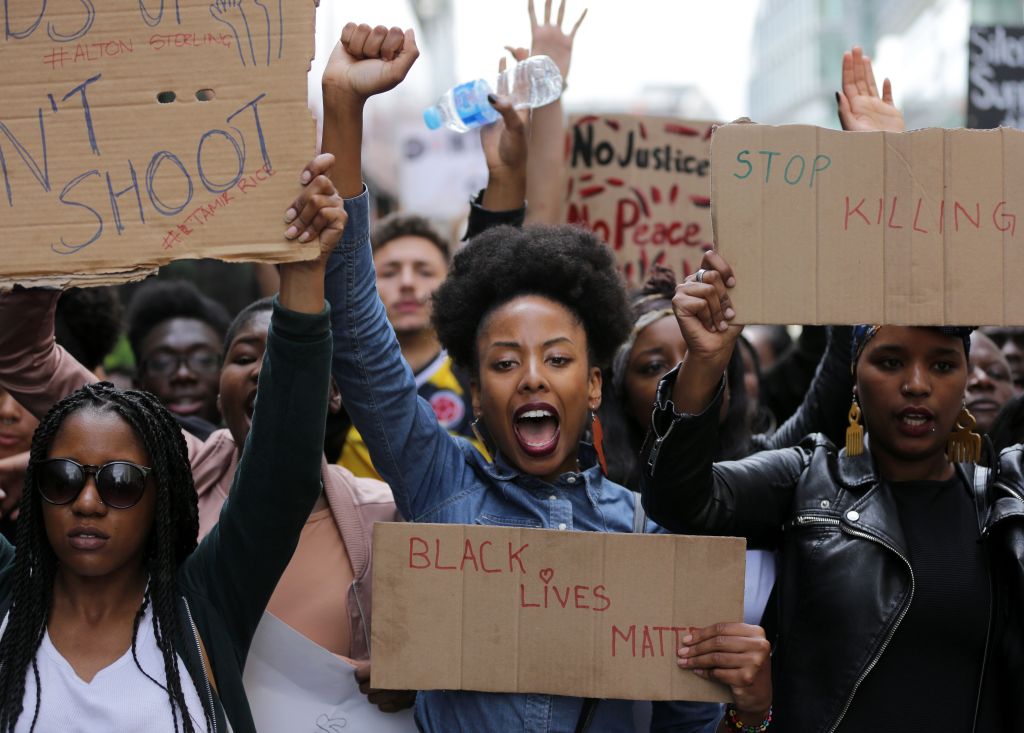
[279, 154, 346, 314]
[837, 46, 904, 133]
[677, 623, 772, 725]
[669, 250, 741, 414]
[322, 23, 419, 105]
[672, 250, 741, 364]
[353, 661, 416, 713]
[481, 55, 531, 211]
[528, 0, 586, 80]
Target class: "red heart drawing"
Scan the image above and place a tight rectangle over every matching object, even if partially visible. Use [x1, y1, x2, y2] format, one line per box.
[539, 568, 554, 584]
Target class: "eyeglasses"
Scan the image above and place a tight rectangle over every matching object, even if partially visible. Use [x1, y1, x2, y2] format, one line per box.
[37, 459, 151, 509]
[142, 350, 221, 378]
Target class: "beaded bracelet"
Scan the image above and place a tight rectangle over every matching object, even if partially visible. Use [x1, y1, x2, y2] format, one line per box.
[725, 705, 772, 732]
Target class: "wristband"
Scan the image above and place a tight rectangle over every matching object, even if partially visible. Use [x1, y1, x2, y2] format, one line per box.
[725, 705, 772, 732]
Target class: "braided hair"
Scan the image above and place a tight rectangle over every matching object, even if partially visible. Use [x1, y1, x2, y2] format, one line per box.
[0, 383, 212, 733]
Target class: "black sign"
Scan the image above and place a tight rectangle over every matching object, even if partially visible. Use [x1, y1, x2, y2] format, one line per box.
[968, 25, 1024, 129]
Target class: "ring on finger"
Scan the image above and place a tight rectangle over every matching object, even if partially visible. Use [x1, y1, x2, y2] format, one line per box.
[695, 268, 707, 284]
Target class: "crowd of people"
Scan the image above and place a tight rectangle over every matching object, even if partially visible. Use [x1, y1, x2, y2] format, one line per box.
[0, 3, 1021, 732]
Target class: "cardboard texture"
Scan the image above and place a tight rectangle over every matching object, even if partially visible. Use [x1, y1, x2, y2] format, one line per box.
[371, 522, 745, 703]
[0, 0, 317, 288]
[711, 123, 1024, 326]
[566, 114, 718, 285]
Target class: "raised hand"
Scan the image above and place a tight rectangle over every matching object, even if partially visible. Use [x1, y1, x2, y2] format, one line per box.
[283, 154, 346, 255]
[322, 23, 419, 103]
[837, 46, 905, 132]
[481, 55, 530, 197]
[669, 250, 740, 414]
[672, 250, 740, 364]
[279, 154, 346, 314]
[528, 0, 586, 80]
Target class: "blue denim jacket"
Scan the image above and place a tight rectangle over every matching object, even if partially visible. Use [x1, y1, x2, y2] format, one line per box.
[326, 188, 721, 733]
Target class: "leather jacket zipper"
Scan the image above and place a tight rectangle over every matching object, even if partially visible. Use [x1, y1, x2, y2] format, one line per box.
[970, 572, 993, 733]
[827, 525, 914, 733]
[793, 515, 840, 527]
[792, 514, 915, 733]
[183, 596, 218, 733]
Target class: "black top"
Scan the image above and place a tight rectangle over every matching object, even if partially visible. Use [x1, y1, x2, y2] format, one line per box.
[837, 476, 992, 733]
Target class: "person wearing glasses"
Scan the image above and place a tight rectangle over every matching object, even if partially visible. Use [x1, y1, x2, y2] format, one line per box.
[125, 281, 232, 440]
[0, 154, 342, 733]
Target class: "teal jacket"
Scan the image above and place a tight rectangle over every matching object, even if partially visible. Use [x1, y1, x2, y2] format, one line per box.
[0, 298, 332, 733]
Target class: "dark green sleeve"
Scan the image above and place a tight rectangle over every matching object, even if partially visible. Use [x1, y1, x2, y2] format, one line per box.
[181, 297, 331, 655]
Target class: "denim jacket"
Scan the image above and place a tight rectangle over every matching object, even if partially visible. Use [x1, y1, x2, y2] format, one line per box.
[325, 188, 721, 733]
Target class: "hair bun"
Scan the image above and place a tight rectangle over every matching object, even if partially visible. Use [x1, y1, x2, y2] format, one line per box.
[640, 265, 677, 300]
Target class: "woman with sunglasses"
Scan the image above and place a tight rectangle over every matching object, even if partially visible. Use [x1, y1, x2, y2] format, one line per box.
[639, 247, 1024, 731]
[0, 154, 342, 733]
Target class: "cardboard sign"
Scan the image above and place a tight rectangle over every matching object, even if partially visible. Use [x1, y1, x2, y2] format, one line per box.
[0, 0, 316, 288]
[711, 123, 1024, 326]
[968, 25, 1024, 129]
[371, 522, 745, 702]
[566, 114, 718, 285]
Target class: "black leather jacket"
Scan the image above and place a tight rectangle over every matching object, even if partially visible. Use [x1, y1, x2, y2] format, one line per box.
[639, 369, 1024, 733]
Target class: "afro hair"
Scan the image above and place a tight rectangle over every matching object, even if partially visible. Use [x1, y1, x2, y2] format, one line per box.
[55, 288, 124, 372]
[431, 224, 632, 372]
[126, 279, 231, 361]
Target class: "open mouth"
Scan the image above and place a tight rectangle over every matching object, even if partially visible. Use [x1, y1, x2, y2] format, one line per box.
[896, 406, 935, 436]
[513, 403, 560, 457]
[244, 392, 257, 420]
[167, 398, 204, 416]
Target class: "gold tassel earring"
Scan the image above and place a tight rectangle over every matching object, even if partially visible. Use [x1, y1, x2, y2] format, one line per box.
[946, 405, 981, 463]
[845, 396, 864, 457]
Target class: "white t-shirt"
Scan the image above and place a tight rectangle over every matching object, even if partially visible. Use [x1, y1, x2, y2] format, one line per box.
[9, 605, 209, 733]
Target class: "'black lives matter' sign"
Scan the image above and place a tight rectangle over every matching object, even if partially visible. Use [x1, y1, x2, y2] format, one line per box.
[969, 25, 1024, 129]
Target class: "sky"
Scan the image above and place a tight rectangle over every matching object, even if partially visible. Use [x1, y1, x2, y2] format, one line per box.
[451, 0, 761, 120]
[313, 0, 761, 121]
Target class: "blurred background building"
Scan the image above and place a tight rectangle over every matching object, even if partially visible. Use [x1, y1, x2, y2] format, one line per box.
[748, 0, 1023, 128]
[306, 0, 1024, 218]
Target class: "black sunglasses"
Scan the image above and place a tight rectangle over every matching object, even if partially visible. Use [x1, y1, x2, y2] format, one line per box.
[37, 459, 151, 509]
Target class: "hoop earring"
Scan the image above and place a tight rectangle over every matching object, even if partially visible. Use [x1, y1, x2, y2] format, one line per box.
[471, 416, 493, 457]
[946, 404, 981, 463]
[845, 391, 864, 457]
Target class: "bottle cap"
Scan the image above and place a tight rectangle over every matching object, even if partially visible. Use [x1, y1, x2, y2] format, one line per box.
[423, 106, 443, 130]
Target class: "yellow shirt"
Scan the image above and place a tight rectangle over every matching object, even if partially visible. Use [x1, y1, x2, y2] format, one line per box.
[339, 351, 490, 479]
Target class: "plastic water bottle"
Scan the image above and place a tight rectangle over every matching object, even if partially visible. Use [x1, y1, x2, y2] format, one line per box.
[423, 55, 564, 133]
